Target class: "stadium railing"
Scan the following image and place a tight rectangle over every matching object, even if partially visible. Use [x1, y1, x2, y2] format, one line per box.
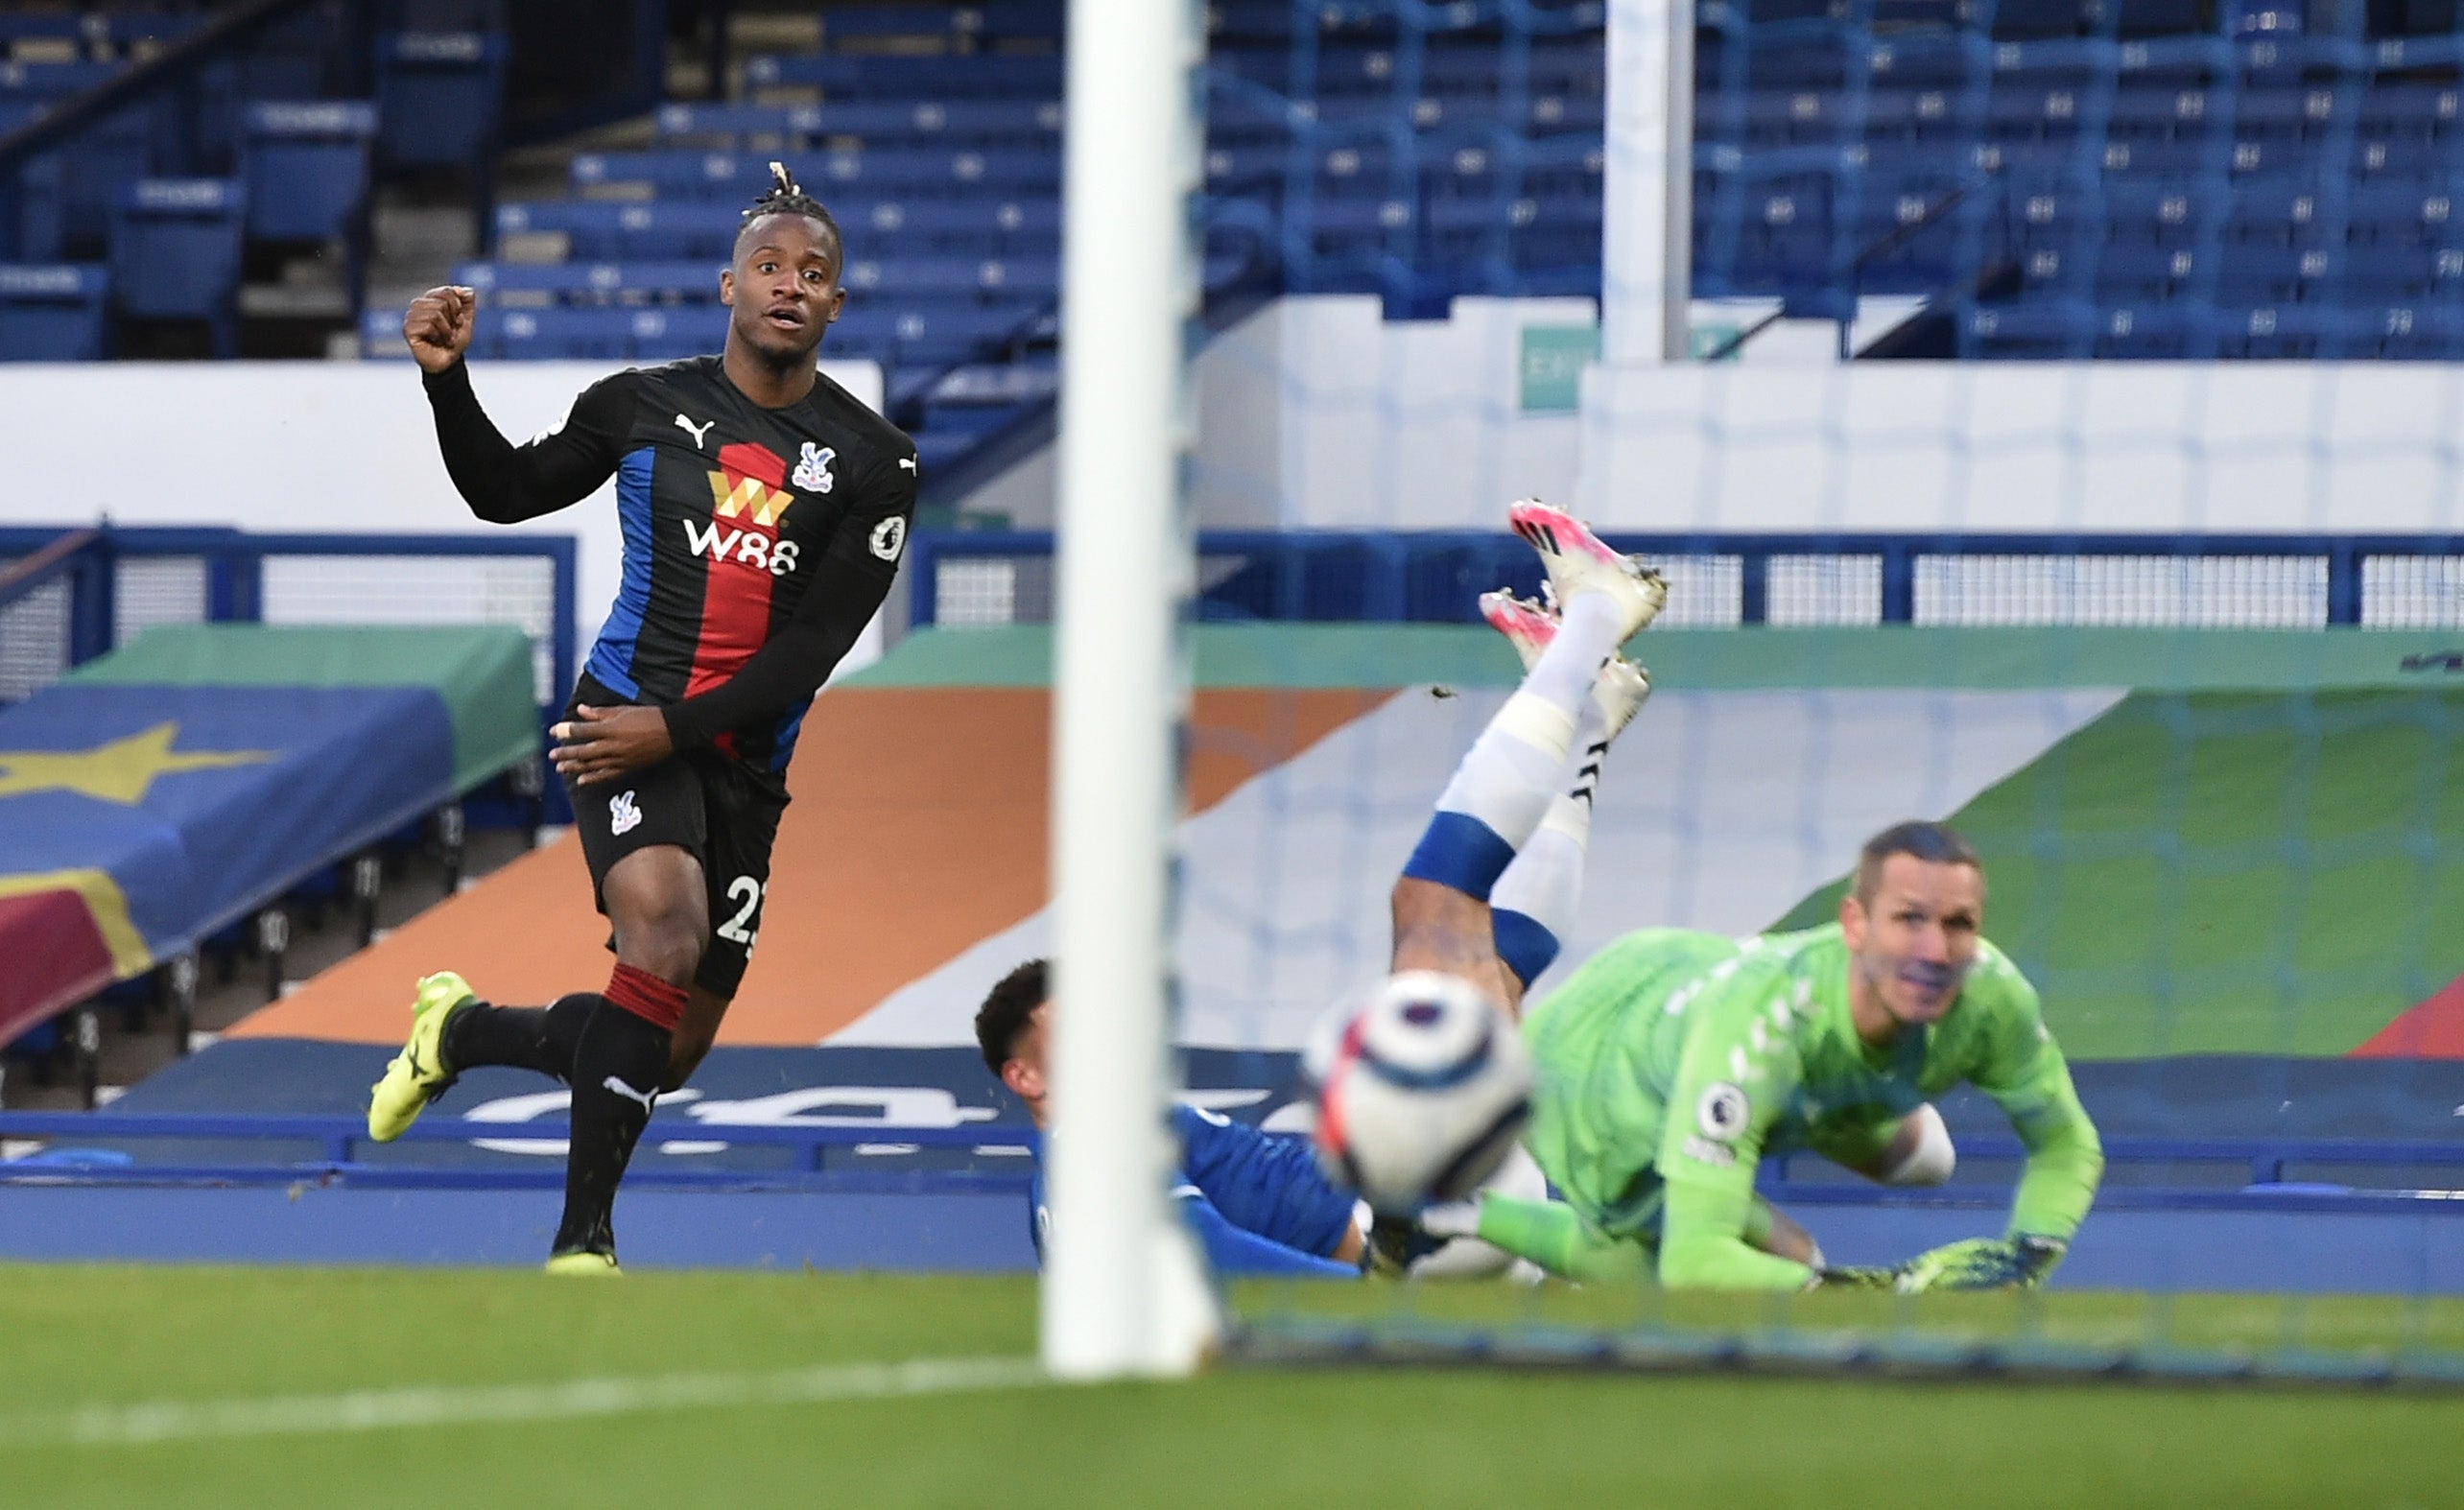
[907, 529, 2464, 628]
[0, 523, 577, 710]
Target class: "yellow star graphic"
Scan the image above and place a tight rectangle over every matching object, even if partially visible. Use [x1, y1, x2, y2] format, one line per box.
[0, 721, 276, 805]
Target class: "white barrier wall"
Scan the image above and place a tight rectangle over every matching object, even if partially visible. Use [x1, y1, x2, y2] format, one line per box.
[9, 347, 2462, 622]
[1575, 360, 2464, 534]
[0, 359, 887, 666]
[1189, 293, 1599, 531]
[967, 293, 1599, 531]
[1175, 295, 2464, 535]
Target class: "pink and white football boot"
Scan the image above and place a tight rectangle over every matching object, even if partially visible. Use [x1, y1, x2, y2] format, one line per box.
[1477, 589, 1652, 741]
[1505, 498, 1668, 647]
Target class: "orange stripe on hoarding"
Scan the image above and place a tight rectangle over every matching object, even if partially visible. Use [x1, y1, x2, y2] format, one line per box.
[234, 687, 1389, 1046]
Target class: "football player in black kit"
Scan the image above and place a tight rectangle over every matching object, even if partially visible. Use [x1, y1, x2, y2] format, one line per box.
[367, 164, 919, 1273]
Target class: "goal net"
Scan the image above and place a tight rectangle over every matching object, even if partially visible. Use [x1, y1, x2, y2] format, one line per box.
[1032, 0, 2464, 1384]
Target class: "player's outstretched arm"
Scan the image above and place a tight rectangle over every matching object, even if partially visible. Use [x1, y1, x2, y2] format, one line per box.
[1895, 969, 2102, 1293]
[658, 445, 919, 754]
[410, 285, 632, 525]
[1176, 1188, 1359, 1279]
[1976, 969, 2104, 1253]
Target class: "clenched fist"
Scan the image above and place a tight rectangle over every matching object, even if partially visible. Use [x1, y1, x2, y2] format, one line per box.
[403, 285, 479, 373]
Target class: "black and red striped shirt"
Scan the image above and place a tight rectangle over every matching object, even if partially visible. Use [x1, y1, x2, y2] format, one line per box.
[423, 356, 917, 772]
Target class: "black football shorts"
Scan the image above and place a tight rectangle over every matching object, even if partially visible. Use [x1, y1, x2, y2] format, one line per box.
[563, 693, 789, 1002]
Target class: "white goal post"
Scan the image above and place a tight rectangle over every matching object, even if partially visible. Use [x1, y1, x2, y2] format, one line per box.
[1041, 0, 1219, 1380]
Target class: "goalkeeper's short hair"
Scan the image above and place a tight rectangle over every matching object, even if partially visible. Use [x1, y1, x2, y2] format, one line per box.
[1853, 819, 1982, 904]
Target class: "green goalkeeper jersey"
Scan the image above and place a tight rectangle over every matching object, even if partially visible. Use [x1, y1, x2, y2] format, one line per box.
[1519, 922, 2103, 1289]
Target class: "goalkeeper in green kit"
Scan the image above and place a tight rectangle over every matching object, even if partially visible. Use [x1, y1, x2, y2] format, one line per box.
[1366, 500, 2100, 1290]
[1415, 817, 2105, 1291]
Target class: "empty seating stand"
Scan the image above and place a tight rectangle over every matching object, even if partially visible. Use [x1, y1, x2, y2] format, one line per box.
[436, 0, 1614, 485]
[572, 147, 1062, 201]
[0, 262, 109, 360]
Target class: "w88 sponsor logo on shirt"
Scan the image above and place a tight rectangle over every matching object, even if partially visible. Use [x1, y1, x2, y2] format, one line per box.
[683, 516, 801, 576]
[688, 440, 806, 577]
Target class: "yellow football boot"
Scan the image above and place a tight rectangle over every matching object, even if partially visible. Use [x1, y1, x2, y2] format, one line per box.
[543, 1250, 623, 1277]
[366, 971, 474, 1142]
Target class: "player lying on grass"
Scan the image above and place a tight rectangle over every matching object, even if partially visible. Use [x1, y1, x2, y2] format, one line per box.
[977, 957, 1367, 1278]
[1377, 505, 2106, 1289]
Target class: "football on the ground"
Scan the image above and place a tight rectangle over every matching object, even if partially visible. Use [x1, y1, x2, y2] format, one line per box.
[1308, 970, 1533, 1215]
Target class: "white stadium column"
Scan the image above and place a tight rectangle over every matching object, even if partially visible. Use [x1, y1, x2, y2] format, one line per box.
[1602, 0, 1695, 365]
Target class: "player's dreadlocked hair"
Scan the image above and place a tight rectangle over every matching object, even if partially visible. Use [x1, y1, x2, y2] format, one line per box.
[735, 159, 842, 260]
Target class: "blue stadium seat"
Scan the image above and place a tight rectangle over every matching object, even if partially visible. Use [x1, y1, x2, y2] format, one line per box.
[0, 102, 57, 257]
[0, 14, 85, 57]
[576, 147, 1064, 201]
[628, 304, 733, 361]
[871, 298, 1049, 367]
[821, 5, 962, 50]
[374, 31, 508, 170]
[42, 105, 156, 260]
[2342, 240, 2439, 294]
[0, 263, 107, 360]
[108, 178, 246, 358]
[386, 0, 509, 27]
[965, 1, 1067, 44]
[850, 198, 1062, 253]
[2360, 83, 2459, 139]
[742, 52, 1064, 98]
[2106, 85, 2211, 140]
[1205, 141, 1289, 192]
[242, 102, 376, 244]
[1861, 34, 1995, 89]
[496, 200, 739, 262]
[1990, 0, 2097, 38]
[2350, 180, 2462, 242]
[2375, 301, 2464, 358]
[842, 253, 1060, 298]
[99, 12, 215, 56]
[359, 305, 412, 358]
[654, 98, 1063, 149]
[454, 259, 728, 305]
[0, 59, 117, 98]
[495, 196, 1064, 265]
[487, 305, 638, 360]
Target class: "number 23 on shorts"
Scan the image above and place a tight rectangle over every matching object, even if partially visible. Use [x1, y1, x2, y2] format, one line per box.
[716, 875, 764, 946]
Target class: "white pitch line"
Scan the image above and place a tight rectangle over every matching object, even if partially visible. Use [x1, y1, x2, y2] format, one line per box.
[6, 1356, 1046, 1451]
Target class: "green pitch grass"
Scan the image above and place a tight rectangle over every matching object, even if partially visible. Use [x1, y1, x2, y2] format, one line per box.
[4, 1266, 2460, 1509]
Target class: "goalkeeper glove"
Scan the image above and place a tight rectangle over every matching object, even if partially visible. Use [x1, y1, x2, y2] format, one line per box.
[1807, 1262, 1901, 1290]
[1364, 1211, 1437, 1278]
[1893, 1234, 2066, 1293]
